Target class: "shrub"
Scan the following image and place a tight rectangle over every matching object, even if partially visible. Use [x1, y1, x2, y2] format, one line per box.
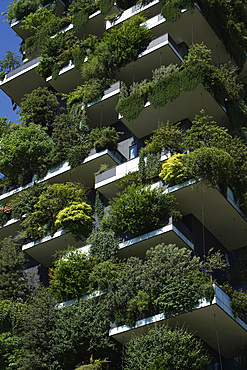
[20, 182, 87, 240]
[0, 123, 54, 186]
[49, 247, 96, 300]
[184, 147, 235, 189]
[90, 126, 120, 152]
[11, 182, 47, 220]
[55, 202, 93, 240]
[159, 153, 186, 186]
[124, 324, 210, 370]
[20, 87, 59, 132]
[143, 121, 183, 155]
[107, 244, 211, 327]
[87, 230, 119, 260]
[101, 184, 181, 234]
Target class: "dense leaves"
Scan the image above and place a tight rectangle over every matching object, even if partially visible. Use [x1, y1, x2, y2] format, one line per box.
[101, 184, 181, 234]
[0, 123, 54, 187]
[125, 324, 210, 369]
[0, 237, 30, 301]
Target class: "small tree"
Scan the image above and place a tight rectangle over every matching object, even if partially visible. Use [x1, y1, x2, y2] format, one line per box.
[124, 324, 210, 369]
[101, 184, 181, 234]
[49, 247, 96, 301]
[0, 237, 30, 301]
[20, 87, 59, 133]
[0, 51, 21, 80]
[0, 123, 54, 186]
[55, 202, 93, 240]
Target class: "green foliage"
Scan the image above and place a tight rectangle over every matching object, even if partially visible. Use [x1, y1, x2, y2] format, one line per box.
[20, 182, 87, 240]
[159, 153, 186, 186]
[94, 191, 104, 221]
[98, 0, 114, 14]
[149, 71, 181, 108]
[198, 0, 247, 68]
[184, 147, 234, 189]
[67, 0, 97, 32]
[11, 182, 47, 220]
[101, 184, 181, 234]
[68, 15, 153, 109]
[116, 80, 152, 121]
[51, 113, 90, 166]
[16, 287, 59, 370]
[21, 8, 64, 58]
[20, 87, 59, 132]
[90, 126, 120, 152]
[0, 237, 30, 301]
[0, 123, 54, 187]
[4, 0, 43, 23]
[66, 80, 106, 110]
[203, 247, 229, 282]
[143, 121, 183, 155]
[117, 45, 247, 129]
[36, 31, 79, 80]
[87, 230, 119, 260]
[0, 117, 12, 138]
[116, 171, 140, 192]
[53, 298, 119, 369]
[89, 259, 122, 292]
[108, 244, 210, 327]
[145, 152, 162, 180]
[124, 324, 210, 369]
[0, 51, 21, 80]
[221, 283, 247, 320]
[184, 111, 232, 151]
[55, 202, 93, 240]
[49, 247, 96, 300]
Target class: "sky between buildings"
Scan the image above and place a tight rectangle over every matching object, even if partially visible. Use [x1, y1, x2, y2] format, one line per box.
[0, 0, 22, 123]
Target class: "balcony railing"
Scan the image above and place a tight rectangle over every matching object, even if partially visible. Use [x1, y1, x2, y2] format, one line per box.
[109, 284, 247, 359]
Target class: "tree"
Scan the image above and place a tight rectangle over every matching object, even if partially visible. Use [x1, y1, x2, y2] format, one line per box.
[20, 182, 87, 240]
[101, 184, 181, 234]
[0, 123, 54, 186]
[0, 51, 21, 80]
[0, 237, 30, 301]
[48, 247, 96, 301]
[20, 87, 60, 133]
[16, 287, 58, 370]
[124, 324, 210, 369]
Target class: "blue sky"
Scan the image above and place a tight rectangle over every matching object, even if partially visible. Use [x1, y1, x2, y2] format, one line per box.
[0, 0, 21, 123]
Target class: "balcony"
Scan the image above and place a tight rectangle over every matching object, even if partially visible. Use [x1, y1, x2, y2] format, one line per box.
[95, 153, 168, 199]
[46, 61, 83, 94]
[106, 0, 162, 31]
[0, 148, 122, 205]
[115, 33, 184, 85]
[0, 218, 19, 239]
[75, 4, 119, 39]
[107, 5, 233, 66]
[86, 81, 121, 127]
[22, 228, 84, 267]
[109, 284, 247, 359]
[165, 179, 247, 251]
[0, 56, 50, 105]
[10, 0, 66, 40]
[119, 83, 230, 138]
[118, 217, 193, 259]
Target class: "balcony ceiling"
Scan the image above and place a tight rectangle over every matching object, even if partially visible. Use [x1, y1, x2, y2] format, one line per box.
[0, 60, 50, 106]
[118, 222, 193, 259]
[110, 299, 247, 359]
[22, 231, 83, 267]
[167, 180, 247, 250]
[121, 83, 230, 138]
